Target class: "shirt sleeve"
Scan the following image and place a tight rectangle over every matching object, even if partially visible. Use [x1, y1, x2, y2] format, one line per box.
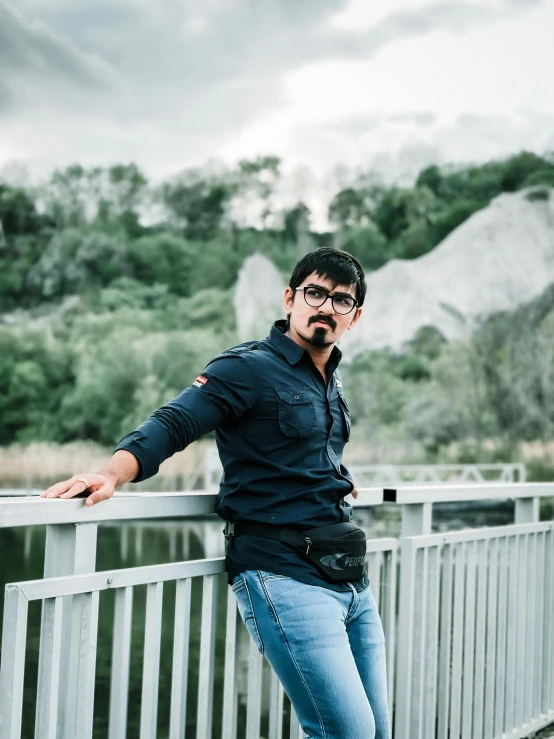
[114, 355, 255, 481]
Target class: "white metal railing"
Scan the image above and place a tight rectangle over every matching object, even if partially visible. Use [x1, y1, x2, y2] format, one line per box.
[201, 452, 527, 491]
[0, 484, 553, 739]
[349, 463, 526, 486]
[0, 538, 396, 739]
[395, 521, 554, 739]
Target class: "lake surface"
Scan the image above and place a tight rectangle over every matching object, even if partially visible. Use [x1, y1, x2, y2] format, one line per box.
[0, 500, 517, 738]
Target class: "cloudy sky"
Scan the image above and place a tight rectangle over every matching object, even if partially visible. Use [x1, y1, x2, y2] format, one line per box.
[1, 0, 553, 219]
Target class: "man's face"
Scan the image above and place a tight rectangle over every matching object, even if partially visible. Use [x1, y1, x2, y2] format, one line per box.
[284, 272, 362, 349]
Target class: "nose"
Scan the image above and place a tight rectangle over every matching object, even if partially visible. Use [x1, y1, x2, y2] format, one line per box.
[318, 298, 335, 314]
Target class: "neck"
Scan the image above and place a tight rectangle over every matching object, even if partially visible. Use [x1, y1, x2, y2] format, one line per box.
[285, 325, 334, 373]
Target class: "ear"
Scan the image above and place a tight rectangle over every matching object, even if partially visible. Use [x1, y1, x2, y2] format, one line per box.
[284, 286, 295, 316]
[346, 307, 362, 330]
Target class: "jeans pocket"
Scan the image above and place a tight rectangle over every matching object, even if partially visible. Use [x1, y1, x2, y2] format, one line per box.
[257, 570, 290, 583]
[233, 579, 264, 654]
[231, 576, 246, 593]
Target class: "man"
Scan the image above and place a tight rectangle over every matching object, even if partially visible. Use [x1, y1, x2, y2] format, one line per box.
[42, 247, 390, 739]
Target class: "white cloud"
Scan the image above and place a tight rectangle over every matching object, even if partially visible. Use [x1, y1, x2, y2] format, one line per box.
[0, 0, 551, 216]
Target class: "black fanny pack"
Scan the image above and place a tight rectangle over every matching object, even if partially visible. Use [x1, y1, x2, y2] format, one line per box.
[224, 520, 367, 582]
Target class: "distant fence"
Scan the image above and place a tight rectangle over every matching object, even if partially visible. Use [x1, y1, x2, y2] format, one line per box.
[349, 463, 526, 486]
[202, 450, 526, 491]
[1, 483, 553, 739]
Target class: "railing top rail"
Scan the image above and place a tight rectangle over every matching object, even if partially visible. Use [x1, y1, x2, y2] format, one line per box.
[365, 537, 399, 553]
[346, 488, 384, 506]
[0, 491, 217, 528]
[349, 463, 524, 470]
[1, 482, 552, 528]
[384, 481, 554, 504]
[6, 556, 225, 601]
[403, 519, 554, 549]
[0, 488, 385, 528]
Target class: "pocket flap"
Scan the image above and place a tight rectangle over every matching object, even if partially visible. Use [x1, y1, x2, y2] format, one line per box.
[275, 388, 312, 405]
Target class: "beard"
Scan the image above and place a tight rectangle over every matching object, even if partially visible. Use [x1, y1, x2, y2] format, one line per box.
[305, 314, 336, 348]
[307, 325, 332, 348]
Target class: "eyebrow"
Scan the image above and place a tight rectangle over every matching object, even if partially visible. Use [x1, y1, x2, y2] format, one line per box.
[305, 283, 355, 299]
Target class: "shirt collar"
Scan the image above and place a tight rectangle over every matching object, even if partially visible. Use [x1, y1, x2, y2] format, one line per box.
[270, 320, 343, 368]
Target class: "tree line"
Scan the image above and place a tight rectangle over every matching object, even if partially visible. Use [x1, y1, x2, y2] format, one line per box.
[1, 151, 553, 455]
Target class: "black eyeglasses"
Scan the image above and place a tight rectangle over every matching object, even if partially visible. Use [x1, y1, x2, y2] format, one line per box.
[295, 286, 358, 315]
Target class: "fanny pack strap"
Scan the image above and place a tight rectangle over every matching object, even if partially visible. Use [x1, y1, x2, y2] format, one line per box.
[225, 520, 311, 553]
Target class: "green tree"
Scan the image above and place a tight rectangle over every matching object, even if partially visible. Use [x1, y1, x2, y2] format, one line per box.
[335, 223, 389, 270]
[0, 326, 74, 443]
[373, 186, 437, 241]
[283, 202, 311, 244]
[328, 188, 372, 228]
[237, 156, 281, 227]
[30, 228, 129, 298]
[431, 199, 487, 245]
[501, 151, 552, 192]
[127, 234, 195, 296]
[520, 169, 554, 189]
[41, 164, 149, 233]
[415, 165, 442, 195]
[406, 325, 447, 361]
[41, 164, 89, 229]
[161, 179, 234, 240]
[0, 184, 42, 235]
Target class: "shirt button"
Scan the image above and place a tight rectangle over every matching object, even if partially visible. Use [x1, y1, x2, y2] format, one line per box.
[293, 394, 299, 399]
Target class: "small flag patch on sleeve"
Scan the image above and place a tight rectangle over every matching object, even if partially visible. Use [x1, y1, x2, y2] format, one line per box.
[192, 375, 208, 388]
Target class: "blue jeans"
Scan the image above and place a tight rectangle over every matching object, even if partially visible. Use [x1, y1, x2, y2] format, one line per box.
[231, 570, 391, 739]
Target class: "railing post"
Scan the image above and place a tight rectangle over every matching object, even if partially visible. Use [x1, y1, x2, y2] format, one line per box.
[35, 523, 98, 739]
[0, 585, 29, 739]
[401, 502, 432, 536]
[394, 498, 432, 738]
[515, 498, 540, 524]
[395, 537, 417, 739]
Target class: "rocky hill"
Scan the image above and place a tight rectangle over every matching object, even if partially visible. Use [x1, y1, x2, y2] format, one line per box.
[342, 187, 554, 357]
[236, 187, 554, 359]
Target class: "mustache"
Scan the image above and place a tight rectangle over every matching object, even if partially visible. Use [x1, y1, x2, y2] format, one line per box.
[308, 315, 336, 330]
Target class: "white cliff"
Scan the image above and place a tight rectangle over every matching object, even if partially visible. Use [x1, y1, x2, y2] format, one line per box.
[234, 253, 286, 341]
[340, 187, 554, 357]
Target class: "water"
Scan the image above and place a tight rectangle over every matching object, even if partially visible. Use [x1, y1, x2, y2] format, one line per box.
[0, 501, 516, 738]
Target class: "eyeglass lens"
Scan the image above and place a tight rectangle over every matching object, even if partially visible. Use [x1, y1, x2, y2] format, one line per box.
[303, 287, 355, 314]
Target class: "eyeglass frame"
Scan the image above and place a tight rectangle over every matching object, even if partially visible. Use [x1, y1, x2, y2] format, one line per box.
[293, 285, 359, 315]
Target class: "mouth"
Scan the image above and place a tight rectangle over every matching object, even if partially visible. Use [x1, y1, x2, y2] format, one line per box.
[311, 319, 334, 329]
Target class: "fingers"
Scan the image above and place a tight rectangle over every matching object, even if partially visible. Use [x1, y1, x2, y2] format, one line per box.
[40, 475, 111, 503]
[59, 480, 90, 499]
[351, 486, 359, 499]
[84, 484, 113, 507]
[41, 476, 85, 499]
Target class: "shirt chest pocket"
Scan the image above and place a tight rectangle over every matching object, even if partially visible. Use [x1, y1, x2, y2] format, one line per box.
[275, 388, 317, 438]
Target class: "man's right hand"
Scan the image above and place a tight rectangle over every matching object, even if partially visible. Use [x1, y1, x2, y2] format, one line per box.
[40, 474, 116, 507]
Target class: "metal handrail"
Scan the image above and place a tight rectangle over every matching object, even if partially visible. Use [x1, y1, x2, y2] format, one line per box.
[1, 483, 552, 531]
[0, 488, 385, 528]
[0, 491, 218, 528]
[384, 482, 554, 504]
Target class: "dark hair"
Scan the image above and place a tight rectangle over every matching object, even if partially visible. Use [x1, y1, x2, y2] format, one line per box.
[289, 247, 366, 307]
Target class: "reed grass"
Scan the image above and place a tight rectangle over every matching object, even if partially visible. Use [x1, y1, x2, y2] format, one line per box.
[0, 439, 213, 491]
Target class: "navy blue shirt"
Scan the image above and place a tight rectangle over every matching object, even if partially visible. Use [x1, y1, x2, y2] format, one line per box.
[115, 320, 367, 592]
